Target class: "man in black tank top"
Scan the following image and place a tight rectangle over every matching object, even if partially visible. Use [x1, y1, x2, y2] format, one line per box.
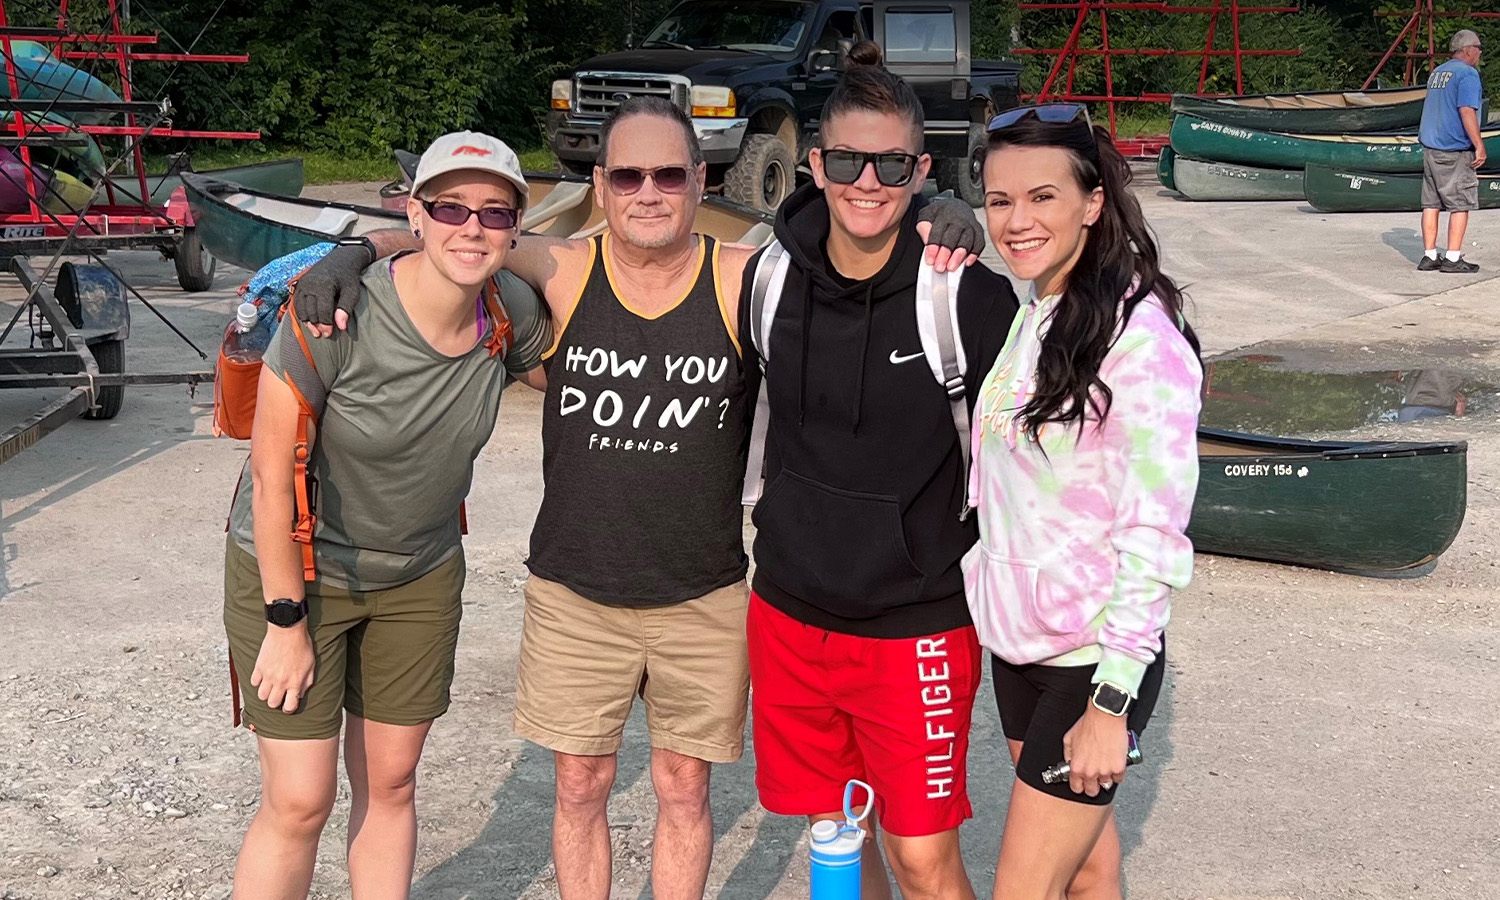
[507, 102, 758, 900]
[285, 96, 985, 900]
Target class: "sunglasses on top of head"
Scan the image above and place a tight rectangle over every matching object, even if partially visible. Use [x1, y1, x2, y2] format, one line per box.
[819, 149, 920, 187]
[603, 165, 693, 195]
[421, 199, 519, 230]
[987, 103, 1093, 132]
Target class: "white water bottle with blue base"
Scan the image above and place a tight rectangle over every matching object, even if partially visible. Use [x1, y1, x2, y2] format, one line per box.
[810, 780, 873, 900]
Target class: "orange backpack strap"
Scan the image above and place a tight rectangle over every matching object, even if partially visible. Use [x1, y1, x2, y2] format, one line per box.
[229, 649, 243, 728]
[281, 310, 331, 582]
[482, 278, 515, 359]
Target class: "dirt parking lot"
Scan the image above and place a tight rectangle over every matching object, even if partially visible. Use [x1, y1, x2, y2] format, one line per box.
[2, 178, 1498, 900]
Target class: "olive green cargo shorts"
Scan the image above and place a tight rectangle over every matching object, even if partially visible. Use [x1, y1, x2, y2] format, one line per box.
[223, 537, 465, 740]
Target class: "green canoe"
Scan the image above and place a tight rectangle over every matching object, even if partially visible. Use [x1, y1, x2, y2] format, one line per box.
[1172, 155, 1304, 201]
[183, 172, 407, 272]
[1157, 146, 1176, 190]
[1170, 114, 1500, 173]
[1304, 164, 1500, 212]
[1171, 87, 1427, 135]
[5, 111, 105, 179]
[105, 158, 305, 207]
[1191, 429, 1467, 577]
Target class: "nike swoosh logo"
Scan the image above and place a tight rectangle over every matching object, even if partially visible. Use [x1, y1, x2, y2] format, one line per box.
[890, 350, 925, 365]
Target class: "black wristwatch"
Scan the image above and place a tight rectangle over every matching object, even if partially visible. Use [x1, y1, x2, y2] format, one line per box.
[265, 598, 309, 628]
[1091, 681, 1131, 717]
[336, 236, 378, 265]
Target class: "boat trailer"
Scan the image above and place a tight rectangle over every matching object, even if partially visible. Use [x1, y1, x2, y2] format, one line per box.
[0, 256, 212, 465]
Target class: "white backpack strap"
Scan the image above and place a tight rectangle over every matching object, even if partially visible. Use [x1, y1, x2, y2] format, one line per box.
[916, 263, 972, 520]
[742, 241, 791, 507]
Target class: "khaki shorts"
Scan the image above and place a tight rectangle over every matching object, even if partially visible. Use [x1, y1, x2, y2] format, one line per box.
[514, 575, 750, 762]
[1422, 147, 1479, 211]
[223, 537, 465, 740]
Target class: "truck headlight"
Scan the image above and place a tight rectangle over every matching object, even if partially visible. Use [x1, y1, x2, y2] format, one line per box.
[550, 79, 572, 111]
[690, 85, 736, 117]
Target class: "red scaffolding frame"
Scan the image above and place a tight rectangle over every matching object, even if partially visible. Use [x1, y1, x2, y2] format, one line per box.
[1362, 0, 1500, 90]
[0, 0, 259, 238]
[1014, 1, 1301, 153]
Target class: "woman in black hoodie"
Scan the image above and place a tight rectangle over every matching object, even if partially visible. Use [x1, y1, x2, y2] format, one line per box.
[741, 42, 1020, 900]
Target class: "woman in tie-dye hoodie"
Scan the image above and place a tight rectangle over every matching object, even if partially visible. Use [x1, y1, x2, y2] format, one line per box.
[963, 106, 1202, 900]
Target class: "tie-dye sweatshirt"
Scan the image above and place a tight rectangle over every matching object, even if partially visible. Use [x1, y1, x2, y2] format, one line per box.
[961, 289, 1202, 697]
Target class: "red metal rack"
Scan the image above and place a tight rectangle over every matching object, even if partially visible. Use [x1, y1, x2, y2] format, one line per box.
[0, 0, 258, 268]
[1363, 0, 1500, 90]
[1014, 0, 1301, 152]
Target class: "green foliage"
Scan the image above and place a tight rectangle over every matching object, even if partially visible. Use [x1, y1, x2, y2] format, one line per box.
[22, 0, 1500, 162]
[1014, 0, 1500, 121]
[971, 0, 1019, 61]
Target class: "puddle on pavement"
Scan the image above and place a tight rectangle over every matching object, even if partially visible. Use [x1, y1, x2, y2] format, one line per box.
[1201, 356, 1499, 434]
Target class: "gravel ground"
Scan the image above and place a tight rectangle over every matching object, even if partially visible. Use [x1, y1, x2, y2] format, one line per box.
[1, 179, 1497, 900]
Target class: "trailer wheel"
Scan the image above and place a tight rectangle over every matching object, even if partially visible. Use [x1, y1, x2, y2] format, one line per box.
[936, 123, 987, 208]
[174, 227, 216, 292]
[724, 134, 794, 213]
[83, 338, 124, 420]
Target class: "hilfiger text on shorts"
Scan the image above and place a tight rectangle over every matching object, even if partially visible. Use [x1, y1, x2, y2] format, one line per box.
[918, 635, 958, 800]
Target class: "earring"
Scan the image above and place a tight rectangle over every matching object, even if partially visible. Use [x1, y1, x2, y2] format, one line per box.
[413, 229, 422, 239]
[511, 239, 518, 249]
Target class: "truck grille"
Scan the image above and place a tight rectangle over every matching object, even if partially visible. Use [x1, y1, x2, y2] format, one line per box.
[574, 72, 689, 119]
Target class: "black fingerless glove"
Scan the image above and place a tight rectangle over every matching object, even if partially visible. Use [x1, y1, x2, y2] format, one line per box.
[917, 192, 986, 259]
[290, 244, 372, 326]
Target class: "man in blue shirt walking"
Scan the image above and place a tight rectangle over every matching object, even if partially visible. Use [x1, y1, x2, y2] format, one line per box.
[1418, 29, 1485, 273]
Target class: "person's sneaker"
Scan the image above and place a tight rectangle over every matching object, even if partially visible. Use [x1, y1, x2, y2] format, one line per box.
[1440, 257, 1480, 274]
[1417, 255, 1442, 271]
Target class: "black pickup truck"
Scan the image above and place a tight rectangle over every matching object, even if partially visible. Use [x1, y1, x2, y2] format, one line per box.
[547, 0, 1020, 211]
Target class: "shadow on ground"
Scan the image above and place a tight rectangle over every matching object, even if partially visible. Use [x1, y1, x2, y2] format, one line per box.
[1382, 226, 1425, 264]
[413, 659, 1175, 900]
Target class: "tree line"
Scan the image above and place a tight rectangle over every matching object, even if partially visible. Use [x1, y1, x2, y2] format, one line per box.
[23, 0, 1500, 158]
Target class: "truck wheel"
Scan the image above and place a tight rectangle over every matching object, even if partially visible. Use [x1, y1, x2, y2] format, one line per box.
[724, 134, 794, 213]
[937, 123, 987, 208]
[83, 338, 124, 420]
[174, 227, 216, 292]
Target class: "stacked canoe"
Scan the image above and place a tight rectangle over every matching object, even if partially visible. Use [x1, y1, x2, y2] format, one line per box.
[0, 42, 306, 214]
[1159, 86, 1498, 205]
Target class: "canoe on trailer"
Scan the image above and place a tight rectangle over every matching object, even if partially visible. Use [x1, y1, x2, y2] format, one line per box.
[3, 111, 106, 178]
[1304, 164, 1500, 212]
[1170, 114, 1500, 174]
[184, 171, 774, 272]
[1190, 429, 1467, 577]
[1156, 146, 1176, 191]
[1171, 87, 1427, 135]
[1171, 155, 1304, 201]
[105, 158, 305, 208]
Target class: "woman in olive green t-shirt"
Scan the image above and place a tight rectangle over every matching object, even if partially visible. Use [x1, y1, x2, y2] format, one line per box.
[223, 133, 535, 900]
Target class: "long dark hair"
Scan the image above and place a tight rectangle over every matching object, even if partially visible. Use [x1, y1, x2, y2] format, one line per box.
[987, 117, 1200, 440]
[820, 41, 923, 145]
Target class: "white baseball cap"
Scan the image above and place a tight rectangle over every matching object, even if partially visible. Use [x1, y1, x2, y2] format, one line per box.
[411, 131, 530, 211]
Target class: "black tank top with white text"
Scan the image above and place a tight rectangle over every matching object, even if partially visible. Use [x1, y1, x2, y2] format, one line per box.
[527, 234, 748, 607]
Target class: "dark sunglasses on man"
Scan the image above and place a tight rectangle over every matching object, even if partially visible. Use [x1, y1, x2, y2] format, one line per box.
[987, 103, 1093, 132]
[603, 165, 693, 195]
[421, 200, 519, 230]
[818, 149, 920, 187]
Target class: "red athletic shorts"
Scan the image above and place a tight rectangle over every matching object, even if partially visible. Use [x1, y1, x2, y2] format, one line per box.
[746, 593, 981, 837]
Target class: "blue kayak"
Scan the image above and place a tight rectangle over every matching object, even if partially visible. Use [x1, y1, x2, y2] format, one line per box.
[2, 41, 122, 125]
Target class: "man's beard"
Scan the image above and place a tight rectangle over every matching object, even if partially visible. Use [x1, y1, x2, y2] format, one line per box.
[617, 223, 682, 250]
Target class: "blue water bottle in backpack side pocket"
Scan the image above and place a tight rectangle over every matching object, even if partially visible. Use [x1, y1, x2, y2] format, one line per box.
[810, 780, 873, 900]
